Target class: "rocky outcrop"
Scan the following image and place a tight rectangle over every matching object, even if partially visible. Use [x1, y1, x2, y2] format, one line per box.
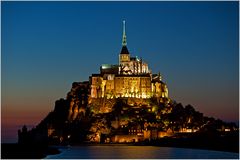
[66, 81, 89, 121]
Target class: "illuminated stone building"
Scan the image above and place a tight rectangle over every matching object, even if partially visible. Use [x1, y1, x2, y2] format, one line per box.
[90, 21, 169, 101]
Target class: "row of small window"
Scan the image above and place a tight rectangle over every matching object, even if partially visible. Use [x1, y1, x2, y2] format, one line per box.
[129, 129, 143, 133]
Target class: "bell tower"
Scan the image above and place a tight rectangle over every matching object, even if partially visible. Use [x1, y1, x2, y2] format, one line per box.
[119, 20, 130, 64]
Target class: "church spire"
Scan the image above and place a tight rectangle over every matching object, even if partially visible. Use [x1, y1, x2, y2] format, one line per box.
[120, 20, 129, 55]
[122, 20, 127, 46]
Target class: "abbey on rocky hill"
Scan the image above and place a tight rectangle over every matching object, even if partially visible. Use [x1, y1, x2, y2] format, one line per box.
[67, 21, 171, 120]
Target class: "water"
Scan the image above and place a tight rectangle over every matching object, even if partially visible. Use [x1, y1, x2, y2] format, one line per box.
[46, 145, 239, 159]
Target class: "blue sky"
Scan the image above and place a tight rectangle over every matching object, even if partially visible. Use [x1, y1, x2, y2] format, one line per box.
[2, 1, 239, 142]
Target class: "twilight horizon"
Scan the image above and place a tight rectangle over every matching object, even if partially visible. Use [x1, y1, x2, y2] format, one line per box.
[2, 1, 239, 143]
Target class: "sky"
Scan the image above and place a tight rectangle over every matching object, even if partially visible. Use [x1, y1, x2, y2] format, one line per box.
[1, 1, 239, 143]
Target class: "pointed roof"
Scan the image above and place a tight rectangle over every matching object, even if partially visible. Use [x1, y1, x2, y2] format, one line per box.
[120, 46, 129, 54]
[120, 20, 129, 54]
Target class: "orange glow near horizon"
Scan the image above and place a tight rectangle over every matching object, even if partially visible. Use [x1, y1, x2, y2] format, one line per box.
[2, 106, 50, 143]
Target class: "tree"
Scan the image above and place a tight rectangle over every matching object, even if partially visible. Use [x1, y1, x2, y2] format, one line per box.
[168, 103, 185, 131]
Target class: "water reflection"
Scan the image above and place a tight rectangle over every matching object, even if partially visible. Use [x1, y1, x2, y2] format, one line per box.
[46, 146, 239, 159]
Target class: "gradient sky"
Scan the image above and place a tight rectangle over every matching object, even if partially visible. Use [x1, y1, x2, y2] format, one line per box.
[2, 1, 239, 143]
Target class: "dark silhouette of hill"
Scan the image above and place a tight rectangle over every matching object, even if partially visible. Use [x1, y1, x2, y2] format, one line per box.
[5, 81, 237, 159]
